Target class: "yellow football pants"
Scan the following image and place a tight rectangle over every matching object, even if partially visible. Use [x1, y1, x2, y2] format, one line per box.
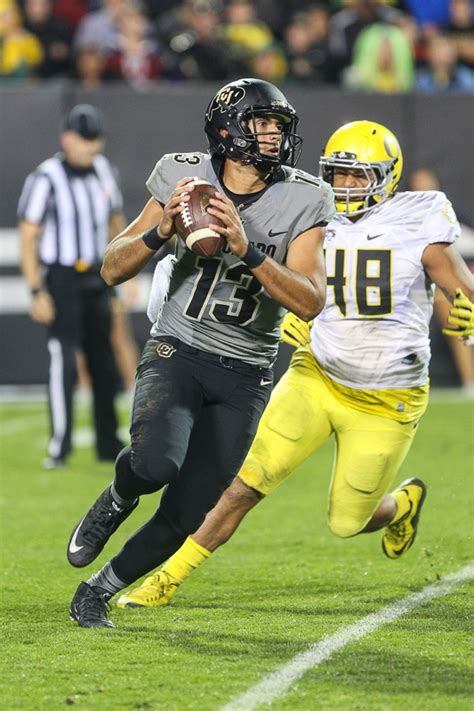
[239, 350, 421, 538]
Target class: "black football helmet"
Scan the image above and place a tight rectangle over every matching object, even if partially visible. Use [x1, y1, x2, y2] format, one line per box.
[205, 78, 303, 175]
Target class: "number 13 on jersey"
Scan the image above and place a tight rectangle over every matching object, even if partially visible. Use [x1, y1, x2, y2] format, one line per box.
[326, 248, 393, 317]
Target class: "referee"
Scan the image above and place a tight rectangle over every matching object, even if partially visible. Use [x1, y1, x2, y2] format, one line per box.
[18, 104, 125, 469]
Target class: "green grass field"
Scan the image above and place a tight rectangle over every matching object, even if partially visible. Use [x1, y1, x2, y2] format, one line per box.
[1, 396, 473, 710]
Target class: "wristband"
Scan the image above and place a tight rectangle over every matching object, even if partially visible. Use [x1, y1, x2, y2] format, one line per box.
[241, 243, 266, 269]
[142, 226, 169, 251]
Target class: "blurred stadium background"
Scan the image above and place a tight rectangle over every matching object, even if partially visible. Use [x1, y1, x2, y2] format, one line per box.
[1, 0, 473, 391]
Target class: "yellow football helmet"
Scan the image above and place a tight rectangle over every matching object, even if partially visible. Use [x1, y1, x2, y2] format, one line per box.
[319, 120, 403, 216]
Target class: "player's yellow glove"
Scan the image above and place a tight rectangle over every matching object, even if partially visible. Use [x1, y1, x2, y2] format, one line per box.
[280, 312, 312, 347]
[442, 288, 474, 337]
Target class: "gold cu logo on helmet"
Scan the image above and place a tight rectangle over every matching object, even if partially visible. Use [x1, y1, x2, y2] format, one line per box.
[218, 88, 234, 105]
[208, 86, 246, 119]
[156, 342, 176, 358]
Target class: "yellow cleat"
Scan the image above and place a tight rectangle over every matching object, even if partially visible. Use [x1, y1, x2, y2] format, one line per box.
[382, 478, 427, 559]
[116, 571, 179, 608]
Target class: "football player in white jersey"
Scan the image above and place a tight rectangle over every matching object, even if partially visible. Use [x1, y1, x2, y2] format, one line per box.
[116, 120, 474, 610]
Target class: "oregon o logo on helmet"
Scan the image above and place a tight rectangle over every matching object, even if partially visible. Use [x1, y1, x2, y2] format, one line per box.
[207, 86, 246, 120]
[383, 134, 400, 159]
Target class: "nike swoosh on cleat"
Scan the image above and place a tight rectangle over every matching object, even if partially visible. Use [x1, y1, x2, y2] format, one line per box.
[268, 229, 287, 238]
[69, 517, 86, 554]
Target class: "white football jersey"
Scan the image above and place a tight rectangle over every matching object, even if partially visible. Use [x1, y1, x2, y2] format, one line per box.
[311, 191, 460, 389]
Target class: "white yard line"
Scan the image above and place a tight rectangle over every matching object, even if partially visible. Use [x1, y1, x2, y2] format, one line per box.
[221, 563, 474, 711]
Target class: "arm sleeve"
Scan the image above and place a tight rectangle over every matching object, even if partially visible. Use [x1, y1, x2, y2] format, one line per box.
[17, 172, 51, 224]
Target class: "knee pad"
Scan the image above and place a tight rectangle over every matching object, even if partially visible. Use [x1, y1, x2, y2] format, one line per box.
[327, 513, 363, 539]
[115, 445, 133, 476]
[115, 445, 158, 497]
[131, 443, 180, 487]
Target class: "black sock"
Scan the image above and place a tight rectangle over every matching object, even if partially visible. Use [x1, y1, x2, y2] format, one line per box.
[110, 482, 136, 508]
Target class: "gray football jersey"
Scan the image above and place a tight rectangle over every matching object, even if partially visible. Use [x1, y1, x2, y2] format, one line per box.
[146, 152, 335, 366]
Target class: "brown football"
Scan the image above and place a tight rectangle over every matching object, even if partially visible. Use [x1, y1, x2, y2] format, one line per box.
[175, 179, 225, 257]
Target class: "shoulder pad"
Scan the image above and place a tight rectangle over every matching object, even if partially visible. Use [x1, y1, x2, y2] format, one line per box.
[283, 167, 324, 188]
[161, 152, 209, 166]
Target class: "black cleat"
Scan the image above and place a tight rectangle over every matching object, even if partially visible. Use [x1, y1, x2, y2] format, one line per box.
[70, 582, 115, 628]
[67, 486, 138, 568]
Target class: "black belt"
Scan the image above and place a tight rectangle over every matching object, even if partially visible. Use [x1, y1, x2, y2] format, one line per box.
[150, 336, 270, 373]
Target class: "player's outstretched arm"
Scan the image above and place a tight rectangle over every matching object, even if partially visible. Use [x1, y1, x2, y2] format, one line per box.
[422, 243, 474, 337]
[101, 177, 195, 286]
[208, 192, 326, 321]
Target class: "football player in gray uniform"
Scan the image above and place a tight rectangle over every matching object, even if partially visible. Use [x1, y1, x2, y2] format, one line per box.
[67, 78, 335, 628]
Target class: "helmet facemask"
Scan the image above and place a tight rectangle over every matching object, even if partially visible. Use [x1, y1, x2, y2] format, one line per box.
[319, 153, 399, 216]
[205, 79, 303, 176]
[233, 107, 303, 174]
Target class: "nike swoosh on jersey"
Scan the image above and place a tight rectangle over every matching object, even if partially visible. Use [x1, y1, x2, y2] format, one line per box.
[69, 517, 86, 554]
[268, 229, 288, 238]
[260, 378, 273, 386]
[367, 233, 384, 240]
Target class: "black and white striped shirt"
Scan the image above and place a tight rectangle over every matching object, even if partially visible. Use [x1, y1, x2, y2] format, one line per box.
[17, 153, 123, 267]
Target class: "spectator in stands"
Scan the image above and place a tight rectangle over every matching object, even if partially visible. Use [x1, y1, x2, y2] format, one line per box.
[161, 0, 243, 80]
[73, 0, 127, 58]
[446, 0, 474, 70]
[409, 167, 474, 396]
[143, 1, 180, 22]
[252, 42, 287, 82]
[105, 1, 162, 87]
[72, 44, 109, 87]
[416, 33, 474, 92]
[343, 22, 414, 93]
[403, 0, 450, 29]
[328, 0, 403, 81]
[283, 6, 332, 84]
[51, 0, 89, 36]
[0, 0, 43, 79]
[22, 0, 71, 79]
[223, 0, 275, 71]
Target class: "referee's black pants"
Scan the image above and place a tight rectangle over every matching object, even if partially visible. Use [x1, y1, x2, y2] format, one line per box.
[45, 265, 123, 462]
[110, 337, 273, 584]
